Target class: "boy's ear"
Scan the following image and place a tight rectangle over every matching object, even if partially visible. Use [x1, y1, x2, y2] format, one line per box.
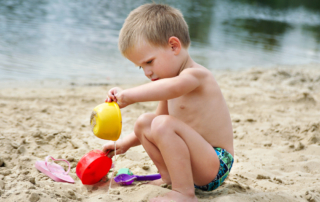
[168, 36, 181, 55]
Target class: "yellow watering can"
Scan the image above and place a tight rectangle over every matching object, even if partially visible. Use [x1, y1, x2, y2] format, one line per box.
[90, 102, 122, 141]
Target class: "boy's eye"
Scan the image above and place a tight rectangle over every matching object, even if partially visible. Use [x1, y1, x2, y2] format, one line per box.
[146, 60, 153, 64]
[139, 66, 142, 69]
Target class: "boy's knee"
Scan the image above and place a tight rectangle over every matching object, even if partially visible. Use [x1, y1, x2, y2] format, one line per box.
[134, 113, 155, 136]
[150, 115, 172, 139]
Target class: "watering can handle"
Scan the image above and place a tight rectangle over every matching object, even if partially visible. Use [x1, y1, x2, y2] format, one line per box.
[136, 174, 161, 181]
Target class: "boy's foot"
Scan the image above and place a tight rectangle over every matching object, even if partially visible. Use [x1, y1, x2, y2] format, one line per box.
[150, 190, 198, 202]
[148, 178, 170, 186]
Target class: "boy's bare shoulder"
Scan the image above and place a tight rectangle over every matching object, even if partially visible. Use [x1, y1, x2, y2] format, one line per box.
[180, 64, 212, 79]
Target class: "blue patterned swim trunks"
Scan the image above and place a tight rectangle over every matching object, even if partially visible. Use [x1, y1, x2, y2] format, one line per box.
[194, 147, 234, 191]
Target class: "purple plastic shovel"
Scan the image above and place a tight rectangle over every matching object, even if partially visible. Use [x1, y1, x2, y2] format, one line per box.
[114, 173, 161, 185]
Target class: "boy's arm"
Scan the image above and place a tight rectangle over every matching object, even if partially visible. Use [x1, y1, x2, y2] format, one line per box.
[121, 69, 201, 104]
[107, 69, 192, 153]
[155, 100, 169, 115]
[122, 131, 141, 147]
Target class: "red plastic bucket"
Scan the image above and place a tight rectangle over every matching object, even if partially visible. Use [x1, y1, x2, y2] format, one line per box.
[76, 150, 112, 185]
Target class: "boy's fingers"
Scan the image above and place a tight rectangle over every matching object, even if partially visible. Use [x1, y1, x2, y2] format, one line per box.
[102, 145, 113, 153]
[107, 151, 114, 158]
[105, 148, 122, 158]
[108, 92, 114, 98]
[106, 96, 115, 102]
[109, 94, 115, 100]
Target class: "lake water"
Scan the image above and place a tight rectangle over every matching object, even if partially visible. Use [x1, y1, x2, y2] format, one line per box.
[0, 0, 320, 85]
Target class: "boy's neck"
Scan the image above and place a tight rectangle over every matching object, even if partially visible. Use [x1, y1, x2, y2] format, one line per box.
[178, 52, 194, 75]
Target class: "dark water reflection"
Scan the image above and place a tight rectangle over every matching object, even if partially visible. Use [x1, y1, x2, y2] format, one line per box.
[184, 0, 214, 44]
[303, 25, 320, 45]
[223, 19, 293, 51]
[232, 0, 320, 11]
[0, 0, 319, 84]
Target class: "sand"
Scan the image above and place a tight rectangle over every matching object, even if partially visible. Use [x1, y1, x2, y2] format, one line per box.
[0, 64, 320, 202]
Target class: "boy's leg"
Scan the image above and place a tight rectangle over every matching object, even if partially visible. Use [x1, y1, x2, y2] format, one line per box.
[150, 115, 220, 201]
[135, 114, 220, 201]
[134, 113, 171, 183]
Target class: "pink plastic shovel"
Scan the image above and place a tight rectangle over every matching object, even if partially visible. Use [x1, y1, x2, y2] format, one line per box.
[35, 156, 74, 183]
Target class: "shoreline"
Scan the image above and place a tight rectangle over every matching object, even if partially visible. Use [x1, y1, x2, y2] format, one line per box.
[0, 65, 320, 201]
[1, 63, 319, 89]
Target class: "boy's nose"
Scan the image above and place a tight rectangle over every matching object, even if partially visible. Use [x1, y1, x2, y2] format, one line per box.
[144, 69, 153, 77]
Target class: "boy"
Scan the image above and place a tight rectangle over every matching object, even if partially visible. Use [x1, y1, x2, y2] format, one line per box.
[102, 3, 234, 202]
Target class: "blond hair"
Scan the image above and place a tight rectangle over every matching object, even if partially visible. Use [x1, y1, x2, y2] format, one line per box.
[119, 3, 190, 56]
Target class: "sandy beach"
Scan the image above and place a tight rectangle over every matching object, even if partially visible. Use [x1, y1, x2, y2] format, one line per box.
[0, 64, 320, 202]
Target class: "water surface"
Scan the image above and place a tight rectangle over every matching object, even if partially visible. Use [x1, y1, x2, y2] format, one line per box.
[0, 0, 319, 85]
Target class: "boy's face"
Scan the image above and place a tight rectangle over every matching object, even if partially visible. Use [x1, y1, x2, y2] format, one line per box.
[125, 41, 181, 81]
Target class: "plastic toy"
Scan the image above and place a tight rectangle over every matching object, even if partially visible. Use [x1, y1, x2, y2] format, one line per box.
[35, 156, 74, 183]
[116, 168, 133, 176]
[76, 150, 112, 185]
[90, 102, 122, 141]
[114, 168, 161, 185]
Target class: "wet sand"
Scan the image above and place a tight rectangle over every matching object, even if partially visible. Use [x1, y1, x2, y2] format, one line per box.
[0, 64, 320, 202]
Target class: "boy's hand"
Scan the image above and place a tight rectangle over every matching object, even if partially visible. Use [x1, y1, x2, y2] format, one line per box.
[102, 139, 129, 158]
[106, 87, 122, 102]
[106, 87, 130, 108]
